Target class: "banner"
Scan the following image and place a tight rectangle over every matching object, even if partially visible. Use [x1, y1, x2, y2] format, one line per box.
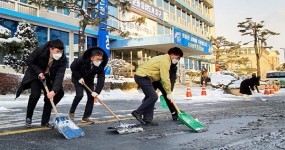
[98, 0, 110, 57]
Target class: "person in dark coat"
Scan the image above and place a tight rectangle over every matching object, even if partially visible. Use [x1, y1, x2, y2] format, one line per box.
[251, 73, 260, 93]
[239, 74, 259, 100]
[69, 47, 108, 124]
[152, 63, 178, 121]
[15, 39, 67, 128]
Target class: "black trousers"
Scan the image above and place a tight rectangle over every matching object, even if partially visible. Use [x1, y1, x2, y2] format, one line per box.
[69, 77, 94, 118]
[26, 79, 64, 124]
[152, 81, 177, 115]
[134, 75, 158, 121]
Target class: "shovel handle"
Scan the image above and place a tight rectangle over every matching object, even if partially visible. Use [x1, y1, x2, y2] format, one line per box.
[82, 83, 122, 122]
[172, 100, 181, 114]
[43, 81, 59, 115]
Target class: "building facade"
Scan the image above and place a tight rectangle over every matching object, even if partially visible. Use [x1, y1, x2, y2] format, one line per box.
[216, 47, 280, 79]
[0, 0, 215, 77]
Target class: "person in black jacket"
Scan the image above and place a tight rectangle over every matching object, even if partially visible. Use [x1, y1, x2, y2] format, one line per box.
[69, 47, 108, 124]
[251, 73, 260, 93]
[16, 39, 67, 128]
[239, 74, 259, 100]
[152, 63, 178, 120]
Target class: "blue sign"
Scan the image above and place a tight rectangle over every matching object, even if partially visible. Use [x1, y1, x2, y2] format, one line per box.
[174, 28, 211, 53]
[131, 0, 164, 20]
[98, 0, 110, 57]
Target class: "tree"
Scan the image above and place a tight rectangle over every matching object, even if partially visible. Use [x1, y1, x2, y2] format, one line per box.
[29, 0, 145, 56]
[0, 25, 22, 52]
[208, 36, 241, 70]
[238, 18, 279, 76]
[276, 63, 285, 71]
[3, 20, 38, 73]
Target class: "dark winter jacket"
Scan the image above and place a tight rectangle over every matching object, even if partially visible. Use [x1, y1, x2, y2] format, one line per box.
[70, 47, 108, 94]
[239, 78, 256, 95]
[16, 41, 67, 98]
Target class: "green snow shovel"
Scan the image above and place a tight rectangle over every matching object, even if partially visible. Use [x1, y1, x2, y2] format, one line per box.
[170, 98, 207, 132]
[159, 95, 169, 109]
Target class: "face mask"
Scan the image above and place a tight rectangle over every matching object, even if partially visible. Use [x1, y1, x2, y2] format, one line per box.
[172, 59, 179, 64]
[93, 61, 102, 67]
[52, 53, 62, 60]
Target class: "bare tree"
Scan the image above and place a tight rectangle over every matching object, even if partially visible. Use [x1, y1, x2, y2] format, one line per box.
[238, 18, 279, 76]
[29, 0, 145, 56]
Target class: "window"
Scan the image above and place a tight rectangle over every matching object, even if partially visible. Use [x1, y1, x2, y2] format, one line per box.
[235, 64, 240, 69]
[246, 62, 252, 68]
[34, 26, 48, 46]
[165, 26, 171, 34]
[170, 3, 175, 14]
[73, 34, 79, 58]
[0, 18, 18, 35]
[176, 8, 181, 18]
[107, 4, 119, 28]
[20, 0, 28, 3]
[192, 17, 196, 25]
[48, 6, 70, 16]
[87, 36, 97, 49]
[164, 0, 169, 10]
[157, 0, 163, 8]
[157, 23, 164, 35]
[182, 10, 186, 20]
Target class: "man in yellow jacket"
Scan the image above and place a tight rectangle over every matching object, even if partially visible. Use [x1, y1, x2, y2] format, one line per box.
[132, 47, 183, 126]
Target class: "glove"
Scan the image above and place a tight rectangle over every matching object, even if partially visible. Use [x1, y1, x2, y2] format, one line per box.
[167, 93, 173, 103]
[78, 78, 85, 85]
[91, 92, 98, 97]
[167, 93, 173, 99]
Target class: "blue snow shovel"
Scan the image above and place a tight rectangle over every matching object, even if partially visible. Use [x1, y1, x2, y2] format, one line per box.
[43, 81, 85, 139]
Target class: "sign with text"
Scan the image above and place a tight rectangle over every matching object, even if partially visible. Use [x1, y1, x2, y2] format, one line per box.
[174, 28, 211, 53]
[98, 0, 110, 57]
[131, 0, 164, 20]
[121, 12, 157, 37]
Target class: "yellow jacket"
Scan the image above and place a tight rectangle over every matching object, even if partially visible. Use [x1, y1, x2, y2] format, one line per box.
[135, 54, 172, 94]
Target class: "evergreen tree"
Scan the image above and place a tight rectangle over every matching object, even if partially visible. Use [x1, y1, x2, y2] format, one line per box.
[4, 20, 38, 73]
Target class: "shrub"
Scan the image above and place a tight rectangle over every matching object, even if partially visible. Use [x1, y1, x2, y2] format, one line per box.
[0, 72, 21, 95]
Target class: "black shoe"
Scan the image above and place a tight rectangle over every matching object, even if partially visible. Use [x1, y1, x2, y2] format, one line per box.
[41, 123, 54, 129]
[143, 120, 158, 126]
[26, 118, 32, 128]
[171, 112, 178, 121]
[131, 110, 145, 124]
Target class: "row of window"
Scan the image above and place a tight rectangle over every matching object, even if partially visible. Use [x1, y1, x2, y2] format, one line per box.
[160, 0, 211, 31]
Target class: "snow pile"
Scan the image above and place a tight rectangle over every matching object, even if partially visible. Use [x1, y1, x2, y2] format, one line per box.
[0, 25, 10, 37]
[210, 71, 239, 87]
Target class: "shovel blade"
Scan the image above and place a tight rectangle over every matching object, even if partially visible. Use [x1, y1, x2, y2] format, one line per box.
[160, 95, 169, 110]
[54, 116, 85, 139]
[178, 110, 206, 132]
[108, 123, 143, 134]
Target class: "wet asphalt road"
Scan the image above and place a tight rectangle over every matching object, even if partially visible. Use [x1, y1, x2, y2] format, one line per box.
[1, 94, 285, 150]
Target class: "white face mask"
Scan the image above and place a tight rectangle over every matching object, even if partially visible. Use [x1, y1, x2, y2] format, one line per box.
[172, 59, 179, 64]
[93, 61, 102, 67]
[52, 53, 62, 60]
